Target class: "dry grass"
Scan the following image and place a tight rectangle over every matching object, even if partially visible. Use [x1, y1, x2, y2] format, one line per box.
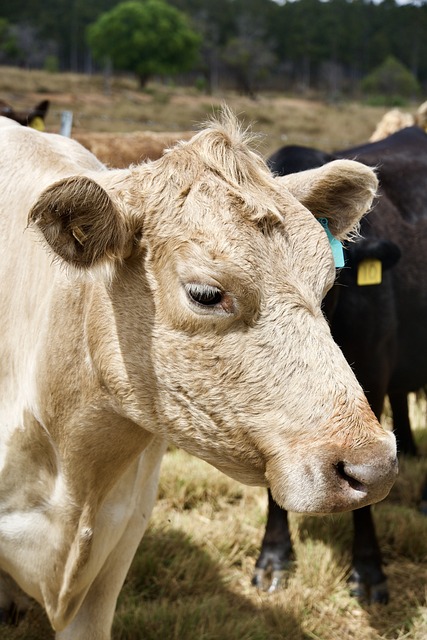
[3, 436, 426, 640]
[0, 65, 404, 158]
[0, 67, 426, 640]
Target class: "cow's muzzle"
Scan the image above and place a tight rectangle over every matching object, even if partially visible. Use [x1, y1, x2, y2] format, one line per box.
[267, 429, 398, 514]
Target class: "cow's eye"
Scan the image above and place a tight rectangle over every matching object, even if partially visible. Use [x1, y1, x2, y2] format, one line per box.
[185, 283, 223, 307]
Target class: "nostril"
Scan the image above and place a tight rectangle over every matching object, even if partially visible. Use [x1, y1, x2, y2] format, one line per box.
[335, 461, 366, 493]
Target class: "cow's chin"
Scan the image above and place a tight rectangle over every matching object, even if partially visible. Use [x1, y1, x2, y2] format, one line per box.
[268, 475, 374, 515]
[209, 460, 269, 488]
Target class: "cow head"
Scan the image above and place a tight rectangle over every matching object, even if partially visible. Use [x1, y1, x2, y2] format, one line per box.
[0, 99, 49, 130]
[28, 110, 397, 514]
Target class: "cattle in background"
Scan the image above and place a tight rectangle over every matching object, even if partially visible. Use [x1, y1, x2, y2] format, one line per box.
[0, 112, 397, 638]
[73, 130, 193, 166]
[256, 126, 427, 603]
[0, 99, 193, 164]
[0, 99, 49, 130]
[369, 100, 427, 142]
[0, 100, 191, 164]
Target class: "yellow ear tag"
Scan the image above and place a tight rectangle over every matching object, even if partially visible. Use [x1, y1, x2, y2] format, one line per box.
[357, 259, 382, 286]
[30, 116, 45, 131]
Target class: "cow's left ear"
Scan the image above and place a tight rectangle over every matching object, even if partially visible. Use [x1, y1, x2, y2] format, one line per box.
[276, 159, 379, 240]
[28, 176, 133, 268]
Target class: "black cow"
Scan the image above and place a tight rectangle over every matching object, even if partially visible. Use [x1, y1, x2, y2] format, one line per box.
[254, 126, 427, 603]
[0, 99, 49, 129]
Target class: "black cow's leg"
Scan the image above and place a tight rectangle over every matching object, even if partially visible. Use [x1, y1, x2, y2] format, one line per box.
[389, 391, 418, 456]
[349, 505, 388, 604]
[347, 387, 390, 604]
[0, 571, 31, 626]
[252, 489, 295, 592]
[389, 391, 427, 515]
[0, 602, 25, 626]
[420, 481, 427, 515]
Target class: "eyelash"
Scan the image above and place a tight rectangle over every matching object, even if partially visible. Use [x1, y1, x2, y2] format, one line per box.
[185, 283, 224, 307]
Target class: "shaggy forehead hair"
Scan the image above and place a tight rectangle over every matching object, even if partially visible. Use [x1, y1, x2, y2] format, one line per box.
[143, 108, 288, 227]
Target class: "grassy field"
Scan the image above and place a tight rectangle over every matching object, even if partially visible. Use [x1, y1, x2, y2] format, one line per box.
[3, 433, 427, 640]
[0, 65, 411, 158]
[1, 66, 427, 640]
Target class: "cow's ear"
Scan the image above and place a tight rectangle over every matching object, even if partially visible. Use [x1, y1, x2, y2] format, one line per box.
[351, 238, 401, 271]
[276, 159, 378, 240]
[28, 176, 132, 268]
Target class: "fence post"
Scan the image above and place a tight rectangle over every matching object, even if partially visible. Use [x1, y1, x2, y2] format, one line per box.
[60, 111, 73, 137]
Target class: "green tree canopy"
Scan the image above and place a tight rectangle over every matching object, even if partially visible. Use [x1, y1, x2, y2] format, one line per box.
[2, 0, 427, 93]
[0, 18, 19, 61]
[87, 0, 201, 86]
[222, 15, 277, 98]
[361, 55, 420, 101]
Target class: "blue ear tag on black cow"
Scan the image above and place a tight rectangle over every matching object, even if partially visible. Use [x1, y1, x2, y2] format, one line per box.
[318, 218, 345, 268]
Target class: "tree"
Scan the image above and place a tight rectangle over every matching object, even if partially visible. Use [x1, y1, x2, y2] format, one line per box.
[87, 0, 201, 87]
[222, 15, 276, 99]
[0, 18, 19, 63]
[361, 55, 420, 102]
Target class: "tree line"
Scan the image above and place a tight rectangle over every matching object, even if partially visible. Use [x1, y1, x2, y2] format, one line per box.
[1, 0, 426, 99]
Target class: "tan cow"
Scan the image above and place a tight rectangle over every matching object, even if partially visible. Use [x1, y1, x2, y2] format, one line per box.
[73, 130, 194, 167]
[0, 110, 396, 639]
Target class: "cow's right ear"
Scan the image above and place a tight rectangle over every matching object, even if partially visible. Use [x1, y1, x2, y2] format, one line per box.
[28, 176, 133, 268]
[276, 159, 379, 240]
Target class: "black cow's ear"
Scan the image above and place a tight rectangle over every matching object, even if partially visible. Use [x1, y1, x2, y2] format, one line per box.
[351, 238, 401, 271]
[28, 176, 133, 268]
[28, 100, 50, 129]
[375, 239, 401, 270]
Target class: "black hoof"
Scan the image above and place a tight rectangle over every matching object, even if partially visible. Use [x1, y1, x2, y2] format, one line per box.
[348, 574, 389, 605]
[252, 560, 296, 593]
[370, 581, 389, 605]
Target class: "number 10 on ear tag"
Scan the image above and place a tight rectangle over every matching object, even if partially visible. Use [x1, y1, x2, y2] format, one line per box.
[357, 259, 382, 286]
[318, 218, 345, 268]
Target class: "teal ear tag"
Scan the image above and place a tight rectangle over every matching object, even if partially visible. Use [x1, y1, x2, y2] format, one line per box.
[318, 218, 345, 268]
